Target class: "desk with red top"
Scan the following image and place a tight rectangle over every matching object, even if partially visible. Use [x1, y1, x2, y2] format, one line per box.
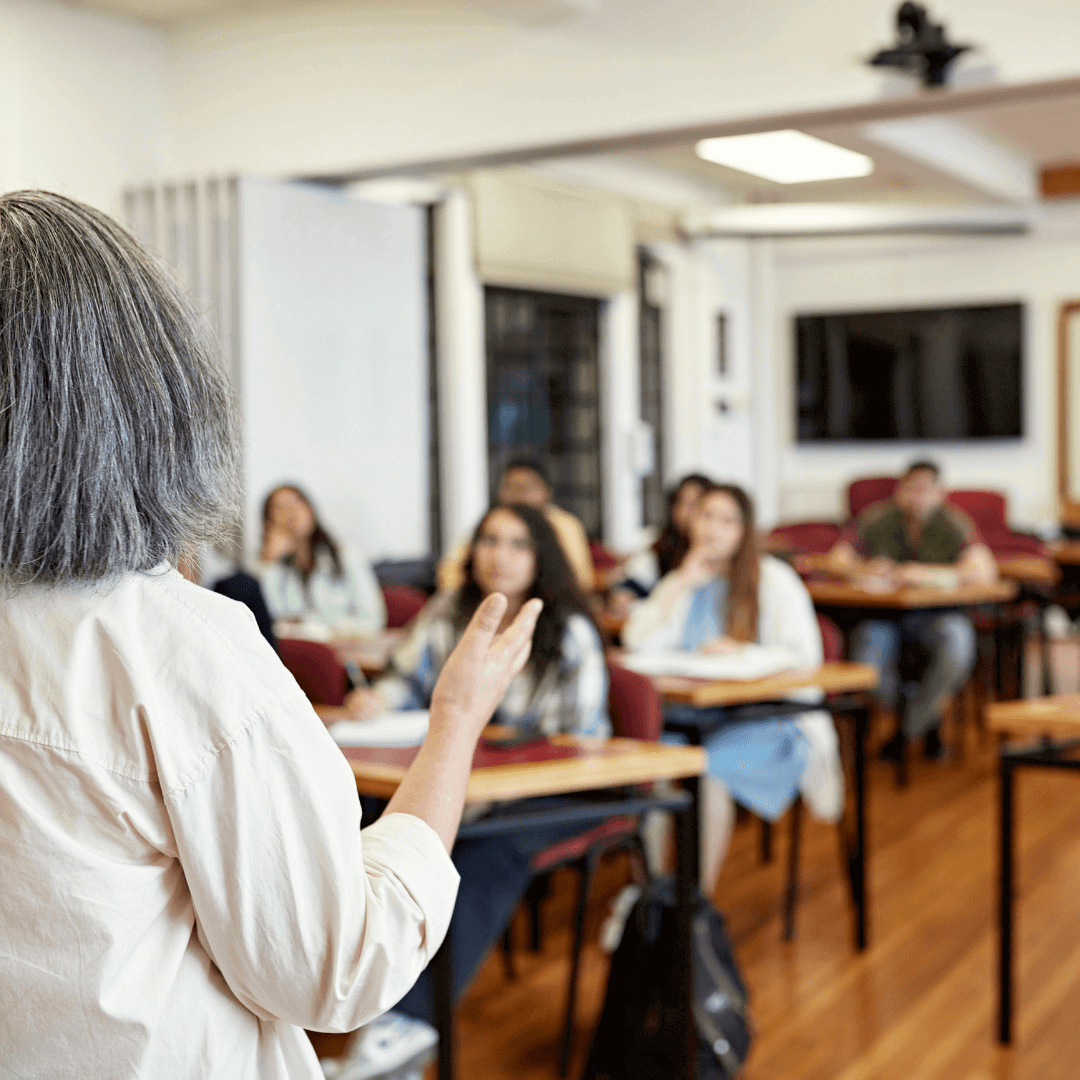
[327, 718, 707, 1080]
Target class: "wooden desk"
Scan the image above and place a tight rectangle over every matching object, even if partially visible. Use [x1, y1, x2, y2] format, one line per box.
[651, 661, 878, 709]
[806, 579, 1017, 609]
[341, 731, 705, 1080]
[340, 731, 705, 803]
[1050, 540, 1080, 566]
[985, 695, 1080, 1047]
[995, 555, 1060, 588]
[646, 661, 877, 951]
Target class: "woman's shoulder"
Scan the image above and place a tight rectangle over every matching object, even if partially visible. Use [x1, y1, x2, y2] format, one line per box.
[759, 554, 812, 600]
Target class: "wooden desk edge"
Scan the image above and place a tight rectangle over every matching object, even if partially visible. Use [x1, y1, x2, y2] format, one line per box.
[349, 738, 707, 803]
[986, 696, 1080, 738]
[656, 663, 879, 708]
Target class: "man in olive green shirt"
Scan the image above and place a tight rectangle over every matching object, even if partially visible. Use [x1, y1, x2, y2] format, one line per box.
[825, 461, 998, 760]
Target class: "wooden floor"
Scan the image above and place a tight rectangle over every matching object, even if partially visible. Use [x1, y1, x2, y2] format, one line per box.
[316, 636, 1080, 1079]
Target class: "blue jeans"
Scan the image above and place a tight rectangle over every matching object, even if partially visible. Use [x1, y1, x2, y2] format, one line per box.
[851, 612, 976, 738]
[393, 811, 583, 1022]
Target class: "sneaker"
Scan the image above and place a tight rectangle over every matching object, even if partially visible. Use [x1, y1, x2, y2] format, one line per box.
[338, 1011, 438, 1080]
[878, 730, 907, 763]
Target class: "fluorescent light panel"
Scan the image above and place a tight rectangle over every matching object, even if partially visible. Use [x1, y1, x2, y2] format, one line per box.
[695, 130, 874, 184]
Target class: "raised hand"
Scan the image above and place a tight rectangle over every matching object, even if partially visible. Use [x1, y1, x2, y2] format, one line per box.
[428, 593, 543, 744]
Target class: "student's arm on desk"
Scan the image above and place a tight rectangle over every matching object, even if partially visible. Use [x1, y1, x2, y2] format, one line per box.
[894, 543, 998, 588]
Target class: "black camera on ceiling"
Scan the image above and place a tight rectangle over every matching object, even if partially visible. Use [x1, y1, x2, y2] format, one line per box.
[869, 2, 972, 88]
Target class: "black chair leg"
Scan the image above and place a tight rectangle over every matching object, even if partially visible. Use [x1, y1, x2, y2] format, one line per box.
[783, 798, 803, 941]
[525, 873, 549, 952]
[760, 818, 774, 863]
[501, 925, 516, 981]
[559, 855, 596, 1078]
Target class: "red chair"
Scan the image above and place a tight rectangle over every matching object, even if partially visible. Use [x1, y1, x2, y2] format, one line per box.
[589, 540, 621, 571]
[946, 489, 1045, 557]
[765, 522, 843, 570]
[847, 476, 897, 519]
[381, 585, 427, 629]
[278, 639, 348, 706]
[509, 661, 656, 1075]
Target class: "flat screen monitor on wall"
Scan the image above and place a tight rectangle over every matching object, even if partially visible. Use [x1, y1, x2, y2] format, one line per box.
[795, 302, 1023, 442]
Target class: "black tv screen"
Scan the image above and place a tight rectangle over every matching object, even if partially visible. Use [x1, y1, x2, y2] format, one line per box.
[795, 302, 1023, 442]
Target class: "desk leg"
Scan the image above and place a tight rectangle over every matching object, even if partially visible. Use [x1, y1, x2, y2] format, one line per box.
[999, 755, 1015, 1045]
[853, 705, 869, 952]
[1039, 603, 1054, 697]
[674, 776, 701, 1080]
[432, 936, 455, 1080]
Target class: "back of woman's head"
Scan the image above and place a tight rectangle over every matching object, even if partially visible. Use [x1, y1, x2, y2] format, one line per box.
[654, 472, 713, 576]
[458, 504, 594, 680]
[0, 191, 239, 587]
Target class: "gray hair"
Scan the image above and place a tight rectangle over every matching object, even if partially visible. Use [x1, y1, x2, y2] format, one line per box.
[0, 191, 240, 586]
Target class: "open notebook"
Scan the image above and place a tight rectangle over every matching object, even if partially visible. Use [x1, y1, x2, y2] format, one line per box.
[618, 645, 798, 681]
[330, 710, 430, 748]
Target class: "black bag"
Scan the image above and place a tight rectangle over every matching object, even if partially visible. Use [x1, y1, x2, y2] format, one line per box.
[582, 877, 752, 1080]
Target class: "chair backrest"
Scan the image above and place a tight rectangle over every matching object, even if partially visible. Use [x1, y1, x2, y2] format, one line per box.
[945, 489, 1007, 534]
[606, 661, 663, 742]
[590, 540, 621, 570]
[766, 521, 842, 555]
[381, 585, 428, 629]
[278, 639, 348, 706]
[847, 476, 897, 519]
[817, 614, 844, 663]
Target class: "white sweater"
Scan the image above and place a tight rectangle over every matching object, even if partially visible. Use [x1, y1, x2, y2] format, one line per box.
[623, 556, 843, 822]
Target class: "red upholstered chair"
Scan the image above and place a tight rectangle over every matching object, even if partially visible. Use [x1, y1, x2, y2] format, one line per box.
[848, 476, 897, 519]
[589, 540, 621, 571]
[946, 489, 1045, 557]
[767, 522, 843, 556]
[508, 661, 655, 1075]
[278, 639, 348, 707]
[381, 585, 428, 629]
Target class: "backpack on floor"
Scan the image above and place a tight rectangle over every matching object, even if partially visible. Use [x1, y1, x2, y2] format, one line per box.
[582, 877, 752, 1080]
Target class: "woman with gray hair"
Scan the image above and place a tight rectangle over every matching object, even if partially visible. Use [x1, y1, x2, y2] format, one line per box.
[0, 191, 541, 1080]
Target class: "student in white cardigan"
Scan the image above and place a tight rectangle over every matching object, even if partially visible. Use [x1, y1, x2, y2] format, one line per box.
[257, 484, 387, 634]
[623, 482, 843, 893]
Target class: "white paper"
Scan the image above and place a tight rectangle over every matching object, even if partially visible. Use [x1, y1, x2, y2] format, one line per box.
[330, 710, 430, 747]
[618, 645, 797, 681]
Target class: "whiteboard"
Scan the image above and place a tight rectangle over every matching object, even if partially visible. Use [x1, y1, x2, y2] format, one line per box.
[238, 177, 428, 559]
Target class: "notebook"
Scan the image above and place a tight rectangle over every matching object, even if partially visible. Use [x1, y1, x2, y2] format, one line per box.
[330, 710, 430, 747]
[619, 645, 797, 681]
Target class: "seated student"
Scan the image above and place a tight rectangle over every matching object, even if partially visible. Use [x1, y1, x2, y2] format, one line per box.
[612, 473, 712, 610]
[437, 458, 595, 594]
[823, 460, 997, 761]
[343, 504, 608, 1037]
[623, 482, 843, 893]
[257, 483, 387, 634]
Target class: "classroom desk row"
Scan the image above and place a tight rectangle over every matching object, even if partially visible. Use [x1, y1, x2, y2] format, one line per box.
[324, 659, 879, 1080]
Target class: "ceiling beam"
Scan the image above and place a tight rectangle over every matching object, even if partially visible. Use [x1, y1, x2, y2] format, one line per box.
[304, 75, 1080, 185]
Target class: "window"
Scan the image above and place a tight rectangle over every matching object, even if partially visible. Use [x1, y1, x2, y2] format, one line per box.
[485, 287, 603, 538]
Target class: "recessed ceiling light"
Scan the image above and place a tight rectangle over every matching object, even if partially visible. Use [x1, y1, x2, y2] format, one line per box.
[695, 130, 875, 184]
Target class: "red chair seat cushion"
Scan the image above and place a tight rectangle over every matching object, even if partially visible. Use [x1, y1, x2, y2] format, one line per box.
[382, 585, 427, 629]
[530, 815, 638, 873]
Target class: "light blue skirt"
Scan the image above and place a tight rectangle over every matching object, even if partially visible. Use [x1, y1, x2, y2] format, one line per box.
[662, 705, 810, 821]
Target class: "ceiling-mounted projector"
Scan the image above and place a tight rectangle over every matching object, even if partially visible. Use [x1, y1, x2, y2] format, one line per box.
[869, 2, 971, 88]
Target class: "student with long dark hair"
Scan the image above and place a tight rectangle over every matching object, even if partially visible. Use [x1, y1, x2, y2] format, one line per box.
[623, 482, 843, 892]
[342, 504, 608, 1049]
[257, 483, 386, 633]
[615, 472, 712, 604]
[350, 503, 608, 736]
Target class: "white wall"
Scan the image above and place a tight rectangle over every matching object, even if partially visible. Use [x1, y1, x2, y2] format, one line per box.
[767, 206, 1080, 530]
[0, 0, 165, 213]
[238, 177, 429, 559]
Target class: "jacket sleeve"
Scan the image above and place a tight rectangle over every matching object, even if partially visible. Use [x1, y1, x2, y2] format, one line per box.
[758, 557, 823, 670]
[621, 571, 694, 652]
[344, 548, 387, 632]
[164, 699, 459, 1033]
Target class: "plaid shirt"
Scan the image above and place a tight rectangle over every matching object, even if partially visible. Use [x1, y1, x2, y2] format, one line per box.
[373, 597, 610, 738]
